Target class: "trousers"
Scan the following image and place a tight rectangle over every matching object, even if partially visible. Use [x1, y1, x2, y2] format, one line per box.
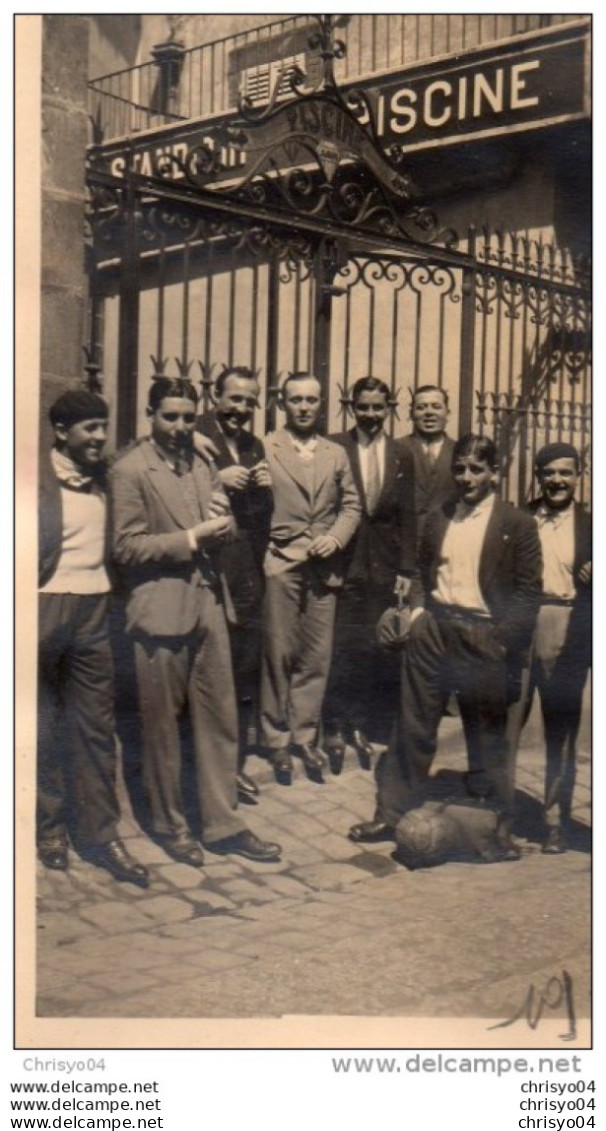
[133, 586, 245, 843]
[37, 593, 120, 847]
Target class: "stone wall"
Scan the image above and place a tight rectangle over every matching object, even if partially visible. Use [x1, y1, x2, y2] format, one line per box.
[40, 14, 90, 449]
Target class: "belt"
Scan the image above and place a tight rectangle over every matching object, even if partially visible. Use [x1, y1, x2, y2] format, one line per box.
[541, 596, 575, 607]
[430, 602, 493, 625]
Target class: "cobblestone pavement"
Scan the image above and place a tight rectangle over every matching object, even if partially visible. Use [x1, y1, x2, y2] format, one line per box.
[35, 698, 591, 1031]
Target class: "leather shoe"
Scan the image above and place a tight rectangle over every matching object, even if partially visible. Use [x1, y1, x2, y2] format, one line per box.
[271, 749, 293, 785]
[349, 820, 395, 844]
[542, 827, 567, 855]
[207, 829, 282, 863]
[38, 842, 68, 871]
[159, 835, 205, 868]
[350, 729, 373, 771]
[237, 771, 260, 805]
[480, 837, 521, 864]
[92, 840, 150, 885]
[290, 743, 328, 781]
[324, 731, 346, 776]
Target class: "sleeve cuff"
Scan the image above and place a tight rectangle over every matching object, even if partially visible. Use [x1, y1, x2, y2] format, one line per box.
[186, 528, 197, 554]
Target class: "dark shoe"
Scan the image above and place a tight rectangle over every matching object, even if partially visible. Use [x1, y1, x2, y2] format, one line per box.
[159, 834, 205, 868]
[92, 840, 150, 885]
[38, 842, 68, 872]
[324, 730, 346, 775]
[271, 749, 294, 785]
[207, 829, 282, 863]
[349, 820, 396, 844]
[290, 743, 328, 781]
[237, 771, 260, 805]
[480, 838, 521, 864]
[350, 729, 374, 771]
[542, 827, 567, 855]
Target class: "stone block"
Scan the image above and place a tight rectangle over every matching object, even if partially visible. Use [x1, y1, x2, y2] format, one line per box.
[80, 901, 152, 933]
[137, 895, 195, 924]
[42, 16, 89, 102]
[40, 290, 86, 382]
[41, 102, 88, 195]
[41, 195, 87, 289]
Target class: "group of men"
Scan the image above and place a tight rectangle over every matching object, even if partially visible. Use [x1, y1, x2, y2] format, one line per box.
[37, 368, 591, 884]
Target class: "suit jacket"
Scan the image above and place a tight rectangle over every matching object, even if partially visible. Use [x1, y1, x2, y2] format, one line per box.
[109, 438, 234, 637]
[329, 428, 416, 588]
[396, 433, 458, 537]
[263, 428, 361, 587]
[528, 498, 592, 666]
[195, 410, 272, 560]
[411, 496, 542, 657]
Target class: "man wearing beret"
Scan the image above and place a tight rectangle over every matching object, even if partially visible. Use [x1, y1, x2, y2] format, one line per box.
[527, 442, 591, 854]
[38, 389, 148, 883]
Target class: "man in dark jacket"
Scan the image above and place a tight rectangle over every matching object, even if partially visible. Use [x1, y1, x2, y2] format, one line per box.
[38, 389, 148, 883]
[195, 366, 272, 803]
[324, 376, 416, 765]
[350, 434, 542, 859]
[396, 385, 457, 541]
[526, 442, 591, 853]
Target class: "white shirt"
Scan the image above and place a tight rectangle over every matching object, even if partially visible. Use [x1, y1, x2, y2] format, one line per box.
[356, 429, 386, 495]
[432, 493, 496, 615]
[534, 503, 576, 600]
[420, 436, 445, 463]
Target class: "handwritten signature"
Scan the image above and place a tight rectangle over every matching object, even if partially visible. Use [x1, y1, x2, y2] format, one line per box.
[488, 969, 576, 1041]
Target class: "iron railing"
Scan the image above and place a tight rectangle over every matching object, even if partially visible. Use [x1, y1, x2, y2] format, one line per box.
[89, 13, 580, 143]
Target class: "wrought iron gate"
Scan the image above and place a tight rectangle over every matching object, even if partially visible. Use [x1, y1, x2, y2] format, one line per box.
[85, 15, 591, 507]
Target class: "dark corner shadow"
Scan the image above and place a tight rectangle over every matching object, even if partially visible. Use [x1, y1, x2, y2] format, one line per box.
[512, 787, 592, 854]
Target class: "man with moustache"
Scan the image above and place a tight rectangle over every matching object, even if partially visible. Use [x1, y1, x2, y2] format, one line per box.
[38, 389, 148, 883]
[323, 376, 416, 766]
[350, 434, 542, 859]
[195, 366, 272, 804]
[526, 443, 591, 854]
[397, 385, 457, 540]
[110, 377, 281, 865]
[260, 372, 361, 783]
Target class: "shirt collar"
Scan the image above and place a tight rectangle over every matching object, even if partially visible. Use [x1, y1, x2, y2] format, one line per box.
[355, 428, 385, 449]
[536, 501, 574, 524]
[52, 448, 94, 488]
[454, 492, 495, 520]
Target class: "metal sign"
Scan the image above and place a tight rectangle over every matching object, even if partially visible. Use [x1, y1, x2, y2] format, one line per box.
[92, 22, 589, 183]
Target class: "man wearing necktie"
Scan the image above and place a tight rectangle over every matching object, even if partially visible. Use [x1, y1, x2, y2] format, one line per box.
[396, 385, 457, 542]
[260, 372, 361, 783]
[38, 390, 148, 884]
[324, 377, 416, 768]
[350, 434, 542, 860]
[526, 443, 591, 854]
[109, 377, 281, 866]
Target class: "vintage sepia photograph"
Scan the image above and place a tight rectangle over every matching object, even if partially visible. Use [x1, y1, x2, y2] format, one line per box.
[17, 10, 591, 1048]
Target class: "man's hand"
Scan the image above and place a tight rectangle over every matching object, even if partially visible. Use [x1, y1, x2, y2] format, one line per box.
[308, 534, 339, 559]
[219, 465, 250, 491]
[208, 490, 231, 519]
[250, 460, 272, 488]
[193, 432, 219, 460]
[578, 560, 592, 585]
[191, 516, 232, 545]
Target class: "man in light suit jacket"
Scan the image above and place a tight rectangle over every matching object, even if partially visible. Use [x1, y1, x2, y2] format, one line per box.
[195, 366, 272, 803]
[324, 376, 416, 763]
[397, 385, 457, 540]
[526, 442, 591, 854]
[109, 377, 281, 866]
[350, 434, 542, 860]
[260, 372, 361, 783]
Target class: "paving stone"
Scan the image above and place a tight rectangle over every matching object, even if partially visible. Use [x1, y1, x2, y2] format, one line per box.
[262, 874, 313, 898]
[37, 912, 99, 944]
[80, 901, 154, 933]
[87, 970, 161, 996]
[293, 861, 370, 889]
[37, 981, 110, 1015]
[137, 895, 196, 923]
[178, 948, 256, 972]
[36, 965, 78, 993]
[154, 863, 208, 890]
[220, 878, 275, 901]
[185, 889, 237, 911]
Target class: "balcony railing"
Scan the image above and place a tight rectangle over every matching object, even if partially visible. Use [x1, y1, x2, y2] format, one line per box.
[88, 13, 580, 143]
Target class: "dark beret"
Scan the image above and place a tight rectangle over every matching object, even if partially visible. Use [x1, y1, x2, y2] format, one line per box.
[49, 390, 109, 428]
[535, 442, 580, 471]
